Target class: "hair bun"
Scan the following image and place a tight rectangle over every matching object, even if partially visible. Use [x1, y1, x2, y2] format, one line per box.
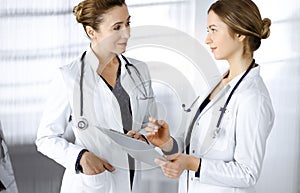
[73, 4, 83, 23]
[261, 18, 271, 39]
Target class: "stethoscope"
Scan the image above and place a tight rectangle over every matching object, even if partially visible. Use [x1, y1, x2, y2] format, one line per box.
[182, 59, 255, 139]
[77, 51, 154, 130]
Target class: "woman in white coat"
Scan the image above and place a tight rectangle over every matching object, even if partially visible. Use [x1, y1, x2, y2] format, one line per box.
[145, 0, 275, 193]
[0, 122, 19, 193]
[36, 0, 155, 193]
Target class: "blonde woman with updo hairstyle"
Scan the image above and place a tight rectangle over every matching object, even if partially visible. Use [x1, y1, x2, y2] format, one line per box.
[144, 0, 275, 193]
[36, 0, 156, 193]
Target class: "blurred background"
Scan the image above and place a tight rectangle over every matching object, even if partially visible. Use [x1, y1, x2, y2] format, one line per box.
[0, 0, 299, 192]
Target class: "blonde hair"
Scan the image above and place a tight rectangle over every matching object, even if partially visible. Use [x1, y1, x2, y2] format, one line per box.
[208, 0, 271, 56]
[73, 0, 125, 34]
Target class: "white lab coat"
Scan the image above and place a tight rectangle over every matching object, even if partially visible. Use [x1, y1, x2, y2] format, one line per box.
[0, 123, 19, 193]
[178, 66, 275, 193]
[36, 48, 155, 193]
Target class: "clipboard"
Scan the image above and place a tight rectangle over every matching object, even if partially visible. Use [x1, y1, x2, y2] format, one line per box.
[97, 127, 166, 166]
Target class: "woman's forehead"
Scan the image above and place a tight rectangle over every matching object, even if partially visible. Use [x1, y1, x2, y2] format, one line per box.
[101, 5, 129, 25]
[207, 11, 227, 29]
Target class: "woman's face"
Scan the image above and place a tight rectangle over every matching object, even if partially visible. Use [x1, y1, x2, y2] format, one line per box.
[89, 4, 131, 55]
[205, 11, 243, 61]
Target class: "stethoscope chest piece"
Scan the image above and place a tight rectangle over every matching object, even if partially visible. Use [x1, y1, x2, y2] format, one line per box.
[77, 116, 88, 130]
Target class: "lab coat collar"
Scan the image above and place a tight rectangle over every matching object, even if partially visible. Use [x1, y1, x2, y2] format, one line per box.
[198, 65, 260, 118]
[84, 47, 99, 74]
[118, 54, 128, 78]
[84, 47, 128, 77]
[226, 65, 260, 90]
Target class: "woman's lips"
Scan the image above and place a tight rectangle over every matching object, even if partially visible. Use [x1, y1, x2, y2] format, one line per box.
[210, 47, 217, 52]
[118, 42, 127, 47]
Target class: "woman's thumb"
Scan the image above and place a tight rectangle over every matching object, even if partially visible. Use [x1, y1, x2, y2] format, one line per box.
[164, 153, 179, 161]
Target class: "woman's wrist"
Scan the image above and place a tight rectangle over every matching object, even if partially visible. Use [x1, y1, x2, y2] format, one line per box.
[159, 137, 173, 152]
[187, 155, 201, 172]
[75, 149, 89, 174]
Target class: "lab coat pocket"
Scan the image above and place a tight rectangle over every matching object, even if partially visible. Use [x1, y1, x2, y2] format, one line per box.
[189, 181, 235, 193]
[81, 171, 109, 191]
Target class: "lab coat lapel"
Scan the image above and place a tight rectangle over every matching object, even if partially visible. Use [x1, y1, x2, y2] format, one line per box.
[198, 84, 231, 120]
[200, 67, 252, 118]
[186, 85, 230, 155]
[118, 56, 141, 131]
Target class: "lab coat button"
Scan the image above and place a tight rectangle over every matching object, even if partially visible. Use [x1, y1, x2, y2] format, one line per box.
[191, 177, 194, 181]
[192, 150, 195, 153]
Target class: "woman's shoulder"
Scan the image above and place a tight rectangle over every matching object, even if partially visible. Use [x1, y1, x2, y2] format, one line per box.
[238, 67, 270, 97]
[54, 54, 82, 88]
[237, 73, 273, 112]
[123, 56, 150, 76]
[126, 57, 147, 67]
[59, 54, 82, 71]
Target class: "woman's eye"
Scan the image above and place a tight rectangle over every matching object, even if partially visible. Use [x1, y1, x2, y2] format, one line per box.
[113, 25, 121, 31]
[126, 21, 131, 26]
[207, 28, 217, 33]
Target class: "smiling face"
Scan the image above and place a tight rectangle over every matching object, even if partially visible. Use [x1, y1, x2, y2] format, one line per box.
[205, 11, 244, 62]
[87, 4, 131, 56]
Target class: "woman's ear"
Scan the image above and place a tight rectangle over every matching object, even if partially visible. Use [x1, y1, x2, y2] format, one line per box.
[85, 26, 96, 39]
[236, 34, 246, 42]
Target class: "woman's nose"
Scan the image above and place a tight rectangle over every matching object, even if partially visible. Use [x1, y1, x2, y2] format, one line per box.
[122, 27, 130, 39]
[205, 34, 212, 45]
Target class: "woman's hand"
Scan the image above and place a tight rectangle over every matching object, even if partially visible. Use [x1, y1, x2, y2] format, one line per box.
[126, 130, 148, 143]
[145, 117, 171, 148]
[80, 151, 115, 175]
[155, 153, 200, 179]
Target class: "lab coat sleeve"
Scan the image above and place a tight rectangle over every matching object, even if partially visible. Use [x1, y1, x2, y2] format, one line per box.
[35, 70, 83, 171]
[199, 92, 274, 188]
[173, 136, 184, 154]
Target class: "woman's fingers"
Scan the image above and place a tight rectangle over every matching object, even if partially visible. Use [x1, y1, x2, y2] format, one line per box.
[133, 133, 147, 142]
[145, 126, 158, 136]
[149, 117, 165, 126]
[81, 152, 115, 175]
[145, 118, 161, 135]
[157, 119, 167, 127]
[103, 160, 115, 172]
[148, 116, 157, 123]
[154, 158, 166, 166]
[162, 167, 181, 178]
[155, 157, 181, 178]
[126, 130, 136, 137]
[126, 130, 148, 143]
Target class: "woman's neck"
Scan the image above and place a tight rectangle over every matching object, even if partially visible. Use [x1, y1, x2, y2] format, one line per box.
[226, 57, 253, 81]
[90, 45, 117, 75]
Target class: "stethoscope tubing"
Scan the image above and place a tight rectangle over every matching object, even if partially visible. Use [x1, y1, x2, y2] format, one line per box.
[215, 59, 255, 131]
[77, 52, 152, 130]
[184, 59, 256, 140]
